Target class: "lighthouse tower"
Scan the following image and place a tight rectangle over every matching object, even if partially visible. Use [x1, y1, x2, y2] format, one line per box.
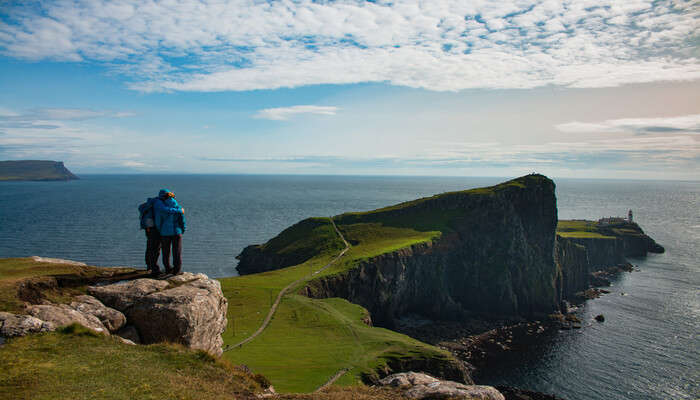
[628, 209, 633, 223]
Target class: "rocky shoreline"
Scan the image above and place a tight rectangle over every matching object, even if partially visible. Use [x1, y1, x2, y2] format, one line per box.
[393, 251, 652, 399]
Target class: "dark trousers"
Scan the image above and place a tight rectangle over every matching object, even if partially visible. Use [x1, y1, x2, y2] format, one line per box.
[145, 228, 161, 272]
[161, 235, 182, 274]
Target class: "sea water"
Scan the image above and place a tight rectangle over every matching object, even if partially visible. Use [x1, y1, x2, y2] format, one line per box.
[0, 175, 697, 400]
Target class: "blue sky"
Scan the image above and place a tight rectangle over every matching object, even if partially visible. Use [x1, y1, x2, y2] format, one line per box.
[0, 0, 698, 179]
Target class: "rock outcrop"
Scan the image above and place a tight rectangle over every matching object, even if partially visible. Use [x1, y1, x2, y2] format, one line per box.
[0, 312, 54, 338]
[70, 295, 126, 332]
[1, 270, 227, 357]
[27, 304, 109, 334]
[0, 296, 126, 339]
[88, 272, 228, 356]
[302, 175, 560, 327]
[555, 221, 664, 301]
[378, 372, 505, 400]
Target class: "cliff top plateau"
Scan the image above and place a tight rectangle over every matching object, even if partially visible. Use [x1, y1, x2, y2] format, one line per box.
[0, 160, 79, 181]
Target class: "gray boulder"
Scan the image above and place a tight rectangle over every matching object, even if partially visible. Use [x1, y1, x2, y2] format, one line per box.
[27, 304, 108, 334]
[88, 272, 227, 356]
[378, 372, 504, 400]
[70, 295, 126, 332]
[87, 279, 169, 311]
[0, 312, 54, 338]
[379, 371, 440, 387]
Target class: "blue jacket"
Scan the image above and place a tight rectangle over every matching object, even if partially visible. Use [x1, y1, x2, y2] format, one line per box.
[154, 197, 186, 236]
[138, 197, 158, 229]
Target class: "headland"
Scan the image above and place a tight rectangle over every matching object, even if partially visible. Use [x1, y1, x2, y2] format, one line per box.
[0, 160, 79, 181]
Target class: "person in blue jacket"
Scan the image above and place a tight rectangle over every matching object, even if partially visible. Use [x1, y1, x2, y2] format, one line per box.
[138, 197, 162, 276]
[154, 188, 186, 275]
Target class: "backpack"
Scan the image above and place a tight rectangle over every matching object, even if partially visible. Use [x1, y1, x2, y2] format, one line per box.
[138, 198, 156, 229]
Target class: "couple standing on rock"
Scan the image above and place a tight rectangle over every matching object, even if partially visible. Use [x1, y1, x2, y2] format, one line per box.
[139, 189, 186, 277]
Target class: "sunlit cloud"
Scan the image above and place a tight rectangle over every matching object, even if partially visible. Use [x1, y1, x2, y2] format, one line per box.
[555, 114, 700, 134]
[253, 105, 339, 121]
[1, 1, 697, 92]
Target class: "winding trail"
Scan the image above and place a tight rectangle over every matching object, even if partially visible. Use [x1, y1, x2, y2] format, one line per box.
[315, 368, 350, 392]
[224, 217, 350, 352]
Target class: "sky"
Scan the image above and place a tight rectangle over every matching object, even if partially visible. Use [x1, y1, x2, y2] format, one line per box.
[0, 0, 698, 179]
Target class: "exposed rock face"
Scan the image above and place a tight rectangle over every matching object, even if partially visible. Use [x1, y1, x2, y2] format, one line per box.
[27, 304, 108, 334]
[303, 175, 560, 327]
[70, 295, 126, 332]
[378, 372, 505, 400]
[0, 312, 54, 337]
[555, 222, 663, 301]
[88, 272, 228, 356]
[554, 237, 590, 301]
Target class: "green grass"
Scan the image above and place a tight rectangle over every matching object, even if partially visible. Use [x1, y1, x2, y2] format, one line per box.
[221, 294, 454, 393]
[217, 175, 553, 392]
[0, 258, 140, 313]
[556, 220, 615, 239]
[260, 217, 345, 257]
[334, 174, 547, 231]
[0, 324, 263, 400]
[221, 249, 457, 393]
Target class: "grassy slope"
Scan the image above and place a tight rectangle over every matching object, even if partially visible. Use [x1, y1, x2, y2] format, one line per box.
[221, 176, 550, 392]
[0, 324, 263, 400]
[220, 220, 454, 393]
[556, 220, 615, 239]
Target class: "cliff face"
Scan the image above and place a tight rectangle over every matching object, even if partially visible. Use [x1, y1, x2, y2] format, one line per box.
[303, 175, 560, 327]
[0, 160, 78, 181]
[555, 221, 664, 300]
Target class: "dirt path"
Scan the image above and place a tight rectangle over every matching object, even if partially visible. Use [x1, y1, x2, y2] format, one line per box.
[315, 367, 350, 392]
[224, 217, 350, 351]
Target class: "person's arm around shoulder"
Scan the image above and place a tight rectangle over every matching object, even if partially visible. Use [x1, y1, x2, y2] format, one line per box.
[154, 198, 183, 214]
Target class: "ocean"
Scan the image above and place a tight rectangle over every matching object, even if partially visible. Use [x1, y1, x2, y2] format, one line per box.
[0, 175, 697, 400]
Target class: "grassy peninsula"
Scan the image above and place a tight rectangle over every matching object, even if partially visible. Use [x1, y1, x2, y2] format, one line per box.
[227, 174, 553, 391]
[0, 160, 78, 181]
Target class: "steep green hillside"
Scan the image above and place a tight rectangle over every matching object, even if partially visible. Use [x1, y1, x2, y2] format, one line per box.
[221, 220, 466, 393]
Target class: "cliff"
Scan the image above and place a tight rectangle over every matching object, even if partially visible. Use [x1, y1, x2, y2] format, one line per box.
[555, 220, 664, 300]
[239, 174, 561, 328]
[236, 217, 345, 275]
[0, 160, 79, 181]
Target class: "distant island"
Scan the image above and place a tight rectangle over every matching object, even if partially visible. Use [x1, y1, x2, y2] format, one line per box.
[0, 160, 79, 181]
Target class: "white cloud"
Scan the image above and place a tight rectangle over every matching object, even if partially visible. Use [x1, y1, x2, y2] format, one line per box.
[555, 114, 700, 134]
[0, 107, 134, 122]
[253, 105, 339, 121]
[0, 0, 697, 92]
